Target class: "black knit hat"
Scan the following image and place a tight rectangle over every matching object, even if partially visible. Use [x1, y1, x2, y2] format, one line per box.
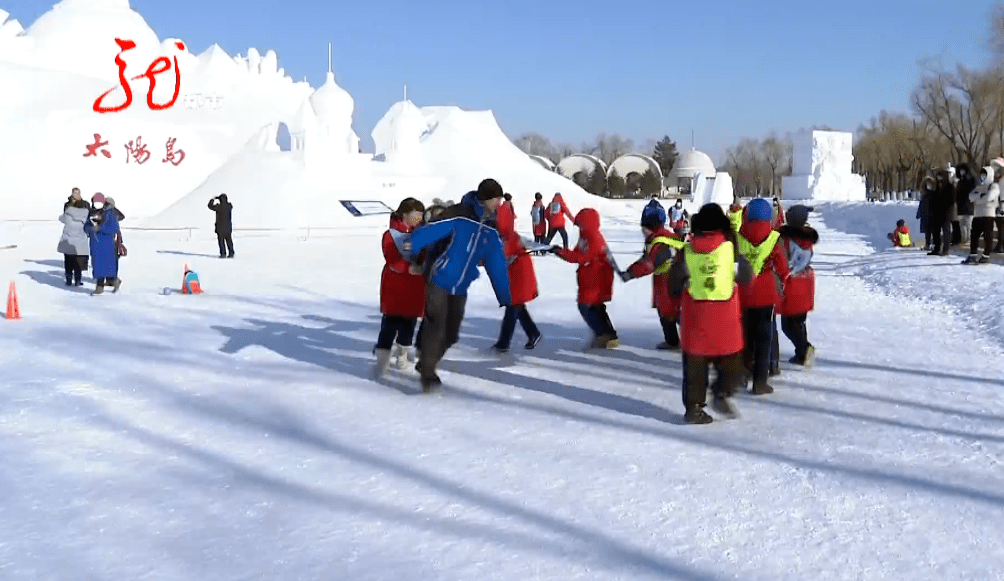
[503, 193, 512, 202]
[691, 203, 731, 236]
[477, 178, 504, 201]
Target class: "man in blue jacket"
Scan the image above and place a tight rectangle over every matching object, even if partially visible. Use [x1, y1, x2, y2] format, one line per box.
[409, 178, 512, 391]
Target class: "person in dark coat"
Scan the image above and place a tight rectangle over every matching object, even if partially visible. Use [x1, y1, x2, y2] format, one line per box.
[955, 164, 976, 245]
[917, 177, 935, 250]
[929, 170, 953, 256]
[83, 193, 121, 295]
[208, 194, 234, 258]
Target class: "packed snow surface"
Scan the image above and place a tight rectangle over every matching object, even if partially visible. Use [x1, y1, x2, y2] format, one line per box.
[0, 200, 1001, 580]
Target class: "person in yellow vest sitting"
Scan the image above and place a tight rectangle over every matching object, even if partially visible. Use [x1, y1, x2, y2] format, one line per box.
[728, 194, 744, 233]
[622, 209, 686, 349]
[887, 219, 913, 247]
[668, 203, 755, 424]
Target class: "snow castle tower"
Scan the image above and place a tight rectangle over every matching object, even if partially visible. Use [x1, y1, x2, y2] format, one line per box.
[371, 94, 430, 173]
[308, 43, 360, 156]
[782, 129, 866, 202]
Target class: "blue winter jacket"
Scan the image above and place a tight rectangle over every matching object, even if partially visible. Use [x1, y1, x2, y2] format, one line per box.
[643, 200, 666, 225]
[410, 192, 511, 305]
[84, 208, 120, 279]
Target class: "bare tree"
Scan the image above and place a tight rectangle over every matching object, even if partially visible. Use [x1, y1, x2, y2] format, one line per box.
[513, 132, 557, 161]
[911, 65, 999, 166]
[760, 134, 792, 196]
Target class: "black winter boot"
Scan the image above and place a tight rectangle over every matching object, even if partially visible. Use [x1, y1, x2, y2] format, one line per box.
[684, 405, 713, 424]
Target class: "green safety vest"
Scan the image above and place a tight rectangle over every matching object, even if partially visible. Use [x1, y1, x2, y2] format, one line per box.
[737, 231, 780, 275]
[897, 231, 911, 247]
[648, 235, 685, 275]
[728, 209, 743, 233]
[684, 241, 735, 301]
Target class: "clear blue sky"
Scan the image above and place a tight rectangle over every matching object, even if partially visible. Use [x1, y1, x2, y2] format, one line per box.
[11, 0, 999, 162]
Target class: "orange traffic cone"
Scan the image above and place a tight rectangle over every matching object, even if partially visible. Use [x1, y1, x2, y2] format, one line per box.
[6, 281, 20, 320]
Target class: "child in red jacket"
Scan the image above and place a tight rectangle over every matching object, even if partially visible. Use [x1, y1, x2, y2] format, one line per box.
[375, 198, 426, 377]
[552, 208, 618, 349]
[545, 192, 575, 249]
[778, 205, 818, 366]
[531, 193, 547, 254]
[492, 200, 542, 351]
[888, 219, 913, 247]
[737, 198, 790, 394]
[622, 210, 685, 349]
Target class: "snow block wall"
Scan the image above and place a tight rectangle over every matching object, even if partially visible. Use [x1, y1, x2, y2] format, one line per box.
[782, 130, 866, 202]
[691, 171, 734, 208]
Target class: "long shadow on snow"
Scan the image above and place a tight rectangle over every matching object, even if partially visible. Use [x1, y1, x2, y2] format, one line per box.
[795, 382, 1004, 425]
[816, 356, 1004, 388]
[83, 392, 721, 581]
[445, 386, 1004, 508]
[20, 269, 91, 293]
[156, 249, 223, 258]
[212, 314, 682, 425]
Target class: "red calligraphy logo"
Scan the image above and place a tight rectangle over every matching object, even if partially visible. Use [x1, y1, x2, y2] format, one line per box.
[93, 39, 185, 113]
[124, 136, 151, 164]
[83, 133, 112, 158]
[162, 137, 185, 166]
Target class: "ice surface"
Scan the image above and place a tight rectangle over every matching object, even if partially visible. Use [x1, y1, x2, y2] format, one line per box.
[783, 130, 866, 202]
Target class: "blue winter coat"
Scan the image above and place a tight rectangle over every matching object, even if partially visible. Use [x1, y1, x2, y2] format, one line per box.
[643, 200, 666, 225]
[84, 209, 120, 279]
[410, 192, 511, 305]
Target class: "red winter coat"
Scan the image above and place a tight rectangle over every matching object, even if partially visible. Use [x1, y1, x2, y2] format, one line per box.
[678, 232, 744, 357]
[531, 200, 547, 237]
[545, 194, 574, 229]
[772, 205, 786, 230]
[892, 224, 910, 247]
[778, 225, 818, 316]
[496, 202, 539, 306]
[380, 217, 426, 318]
[557, 208, 614, 305]
[738, 220, 790, 310]
[626, 226, 683, 318]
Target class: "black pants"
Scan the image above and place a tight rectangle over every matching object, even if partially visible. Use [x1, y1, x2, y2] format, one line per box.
[63, 254, 87, 285]
[781, 314, 810, 361]
[771, 314, 780, 370]
[970, 217, 995, 256]
[743, 307, 775, 384]
[419, 283, 467, 379]
[952, 220, 961, 244]
[546, 227, 569, 249]
[495, 304, 540, 349]
[931, 220, 950, 253]
[578, 303, 616, 338]
[682, 352, 744, 410]
[217, 233, 234, 257]
[924, 231, 932, 248]
[376, 315, 418, 350]
[660, 316, 679, 346]
[996, 217, 1004, 251]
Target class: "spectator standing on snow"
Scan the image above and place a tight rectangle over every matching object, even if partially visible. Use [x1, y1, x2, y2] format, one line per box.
[778, 205, 818, 366]
[992, 158, 1004, 253]
[64, 187, 88, 212]
[964, 165, 1000, 264]
[669, 203, 753, 424]
[917, 177, 935, 250]
[491, 200, 542, 352]
[955, 164, 976, 245]
[83, 193, 121, 295]
[545, 193, 574, 249]
[208, 194, 234, 258]
[374, 198, 426, 378]
[622, 208, 685, 349]
[58, 195, 91, 286]
[928, 169, 953, 256]
[530, 193, 547, 254]
[409, 179, 511, 391]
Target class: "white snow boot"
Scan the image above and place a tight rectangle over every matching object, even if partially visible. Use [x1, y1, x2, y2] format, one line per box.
[373, 348, 393, 379]
[392, 344, 409, 370]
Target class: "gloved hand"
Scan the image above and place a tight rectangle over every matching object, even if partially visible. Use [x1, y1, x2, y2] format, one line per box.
[549, 245, 562, 254]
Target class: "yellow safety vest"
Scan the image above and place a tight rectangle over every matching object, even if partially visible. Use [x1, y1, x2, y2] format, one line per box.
[737, 231, 780, 276]
[648, 235, 685, 275]
[897, 231, 911, 247]
[685, 242, 735, 301]
[728, 209, 743, 233]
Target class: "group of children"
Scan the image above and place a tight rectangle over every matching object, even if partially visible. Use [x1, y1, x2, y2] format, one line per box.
[374, 188, 819, 425]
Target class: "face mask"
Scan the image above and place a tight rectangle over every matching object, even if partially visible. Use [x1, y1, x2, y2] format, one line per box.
[981, 175, 989, 184]
[93, 203, 104, 210]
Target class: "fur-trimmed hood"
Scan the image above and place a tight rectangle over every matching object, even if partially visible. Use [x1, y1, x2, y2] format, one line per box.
[778, 224, 819, 244]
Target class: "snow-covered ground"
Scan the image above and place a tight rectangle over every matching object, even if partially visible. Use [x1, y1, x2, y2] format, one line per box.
[1, 203, 1002, 580]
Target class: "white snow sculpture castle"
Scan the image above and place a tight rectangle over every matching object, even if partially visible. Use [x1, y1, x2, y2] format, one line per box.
[285, 44, 361, 169]
[370, 90, 430, 173]
[782, 130, 866, 202]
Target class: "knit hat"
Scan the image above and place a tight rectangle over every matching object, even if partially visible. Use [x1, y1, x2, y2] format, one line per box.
[640, 210, 665, 231]
[786, 204, 813, 228]
[534, 192, 542, 200]
[92, 193, 106, 204]
[690, 203, 731, 235]
[476, 178, 504, 201]
[746, 198, 771, 222]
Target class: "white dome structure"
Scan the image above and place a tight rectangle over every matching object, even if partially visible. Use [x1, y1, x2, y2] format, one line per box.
[608, 153, 660, 178]
[372, 99, 428, 157]
[26, 0, 163, 82]
[557, 153, 606, 182]
[669, 148, 716, 194]
[528, 154, 555, 171]
[309, 71, 358, 154]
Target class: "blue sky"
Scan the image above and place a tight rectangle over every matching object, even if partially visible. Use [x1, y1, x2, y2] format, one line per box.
[11, 0, 998, 162]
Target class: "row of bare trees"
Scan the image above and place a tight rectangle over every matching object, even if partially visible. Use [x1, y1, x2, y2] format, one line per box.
[718, 134, 794, 198]
[513, 132, 644, 166]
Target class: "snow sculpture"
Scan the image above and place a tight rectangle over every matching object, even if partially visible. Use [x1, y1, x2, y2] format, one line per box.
[782, 130, 866, 201]
[691, 171, 734, 208]
[310, 71, 359, 155]
[371, 99, 429, 172]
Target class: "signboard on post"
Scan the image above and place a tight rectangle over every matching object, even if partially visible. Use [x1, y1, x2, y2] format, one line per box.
[340, 200, 393, 217]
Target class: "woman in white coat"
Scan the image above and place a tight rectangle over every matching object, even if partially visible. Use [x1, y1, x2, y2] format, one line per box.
[965, 165, 1001, 264]
[58, 197, 91, 285]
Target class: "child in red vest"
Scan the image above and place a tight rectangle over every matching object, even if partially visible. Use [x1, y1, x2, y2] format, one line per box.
[492, 201, 542, 351]
[669, 203, 754, 424]
[552, 208, 618, 349]
[375, 198, 426, 377]
[737, 198, 790, 394]
[778, 205, 818, 366]
[888, 219, 913, 247]
[622, 209, 685, 349]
